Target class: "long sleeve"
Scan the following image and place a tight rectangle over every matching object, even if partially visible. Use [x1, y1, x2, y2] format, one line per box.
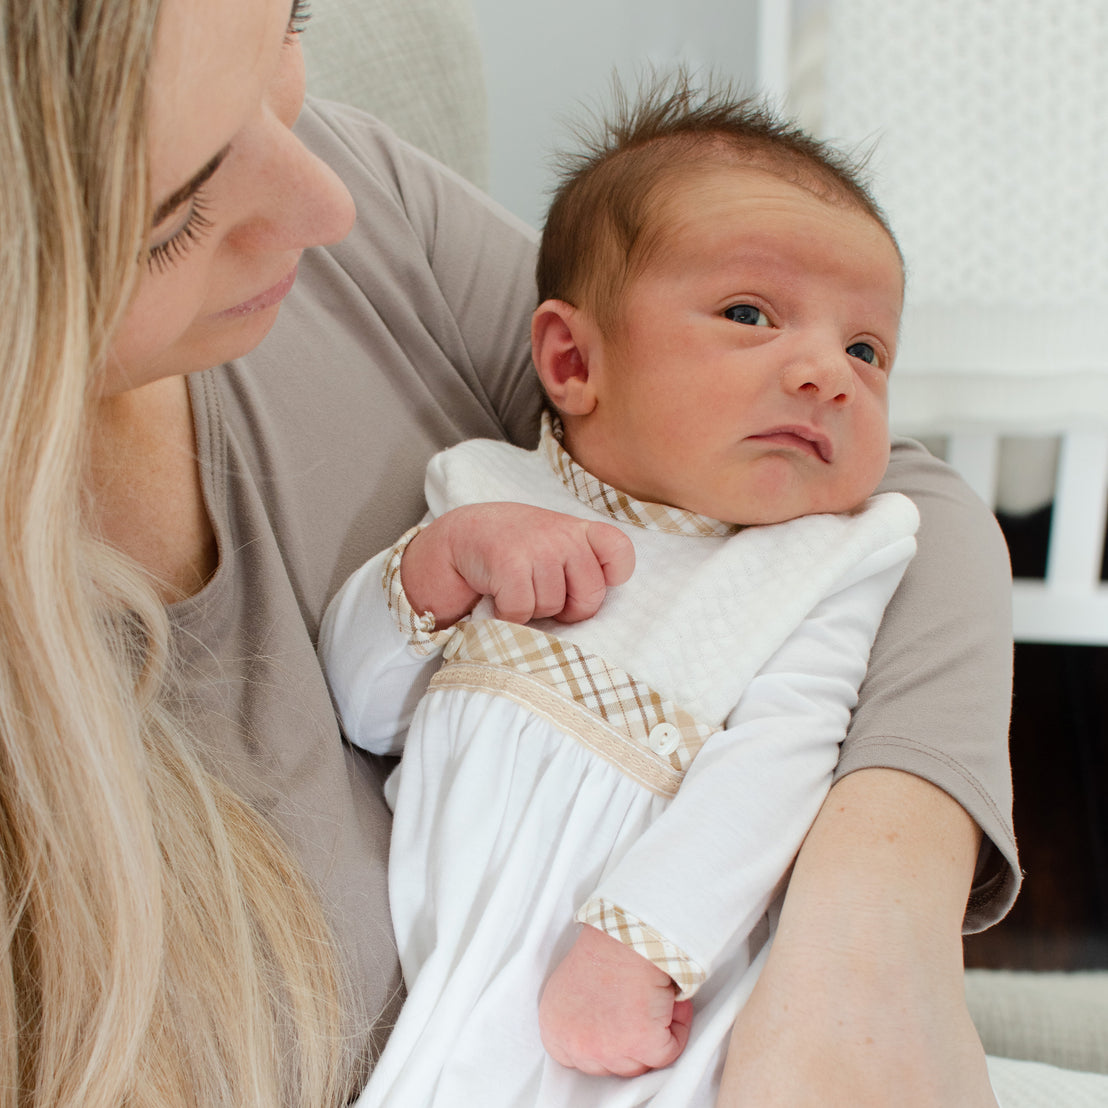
[319, 525, 450, 756]
[580, 542, 914, 995]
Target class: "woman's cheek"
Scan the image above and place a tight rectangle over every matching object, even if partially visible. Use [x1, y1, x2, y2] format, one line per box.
[102, 266, 214, 394]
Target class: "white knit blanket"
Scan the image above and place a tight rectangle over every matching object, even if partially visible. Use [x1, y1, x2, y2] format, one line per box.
[988, 1056, 1108, 1108]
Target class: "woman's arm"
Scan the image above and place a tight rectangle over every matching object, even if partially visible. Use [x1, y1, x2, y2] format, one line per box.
[718, 439, 1013, 1106]
[838, 439, 1018, 925]
[718, 768, 997, 1107]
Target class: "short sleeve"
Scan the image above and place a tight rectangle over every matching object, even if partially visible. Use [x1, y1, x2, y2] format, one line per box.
[842, 437, 1018, 930]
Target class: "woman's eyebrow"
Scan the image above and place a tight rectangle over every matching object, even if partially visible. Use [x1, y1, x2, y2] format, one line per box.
[152, 146, 230, 225]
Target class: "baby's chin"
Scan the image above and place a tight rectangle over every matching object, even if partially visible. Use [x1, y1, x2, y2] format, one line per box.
[693, 488, 878, 528]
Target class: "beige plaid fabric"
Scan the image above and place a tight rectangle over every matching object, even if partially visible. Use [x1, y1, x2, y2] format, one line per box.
[576, 898, 706, 999]
[382, 523, 457, 657]
[431, 619, 718, 798]
[541, 413, 741, 538]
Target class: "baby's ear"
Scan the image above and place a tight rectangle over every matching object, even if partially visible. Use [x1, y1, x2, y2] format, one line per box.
[531, 300, 599, 416]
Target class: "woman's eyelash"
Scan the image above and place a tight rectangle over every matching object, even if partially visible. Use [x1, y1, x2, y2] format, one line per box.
[285, 0, 312, 43]
[146, 194, 214, 275]
[145, 1, 308, 275]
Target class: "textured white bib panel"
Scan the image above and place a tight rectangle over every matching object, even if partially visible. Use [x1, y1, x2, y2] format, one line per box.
[425, 435, 918, 728]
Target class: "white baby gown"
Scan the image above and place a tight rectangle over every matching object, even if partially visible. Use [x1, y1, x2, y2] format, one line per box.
[321, 420, 919, 1107]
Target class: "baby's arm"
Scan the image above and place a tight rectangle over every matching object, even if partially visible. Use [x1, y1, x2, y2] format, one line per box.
[538, 536, 915, 1076]
[320, 503, 633, 753]
[401, 503, 634, 627]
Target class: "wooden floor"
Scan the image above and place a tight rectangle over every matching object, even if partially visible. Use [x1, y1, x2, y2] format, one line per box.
[963, 507, 1108, 971]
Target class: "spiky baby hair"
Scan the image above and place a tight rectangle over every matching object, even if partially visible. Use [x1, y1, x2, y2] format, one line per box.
[536, 69, 898, 332]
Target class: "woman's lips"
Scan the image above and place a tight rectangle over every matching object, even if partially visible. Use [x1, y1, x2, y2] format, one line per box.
[218, 265, 298, 318]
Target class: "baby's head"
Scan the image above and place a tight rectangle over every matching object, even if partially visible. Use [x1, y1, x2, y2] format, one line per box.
[532, 74, 905, 526]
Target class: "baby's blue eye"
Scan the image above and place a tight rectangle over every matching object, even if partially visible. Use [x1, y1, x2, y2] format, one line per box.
[724, 304, 770, 327]
[847, 342, 877, 364]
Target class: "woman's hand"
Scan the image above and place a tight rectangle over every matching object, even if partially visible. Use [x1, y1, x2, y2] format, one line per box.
[539, 924, 694, 1077]
[400, 504, 635, 628]
[718, 768, 999, 1108]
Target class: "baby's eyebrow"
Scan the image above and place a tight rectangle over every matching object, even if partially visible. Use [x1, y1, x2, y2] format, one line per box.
[152, 146, 229, 225]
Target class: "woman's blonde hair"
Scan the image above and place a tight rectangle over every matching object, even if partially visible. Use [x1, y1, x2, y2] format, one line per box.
[0, 2, 357, 1103]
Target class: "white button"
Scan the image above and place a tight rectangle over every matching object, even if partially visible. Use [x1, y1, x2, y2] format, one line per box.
[646, 722, 681, 756]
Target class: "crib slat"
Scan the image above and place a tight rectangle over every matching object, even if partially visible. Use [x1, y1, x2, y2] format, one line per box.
[945, 433, 1001, 509]
[1045, 431, 1108, 591]
[1011, 431, 1108, 644]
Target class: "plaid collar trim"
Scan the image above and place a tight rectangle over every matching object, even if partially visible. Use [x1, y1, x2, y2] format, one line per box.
[539, 411, 741, 537]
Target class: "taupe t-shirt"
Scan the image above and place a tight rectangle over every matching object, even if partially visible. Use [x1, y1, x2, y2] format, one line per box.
[170, 98, 1018, 1066]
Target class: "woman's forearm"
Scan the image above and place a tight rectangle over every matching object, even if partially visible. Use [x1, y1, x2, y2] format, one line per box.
[717, 767, 998, 1107]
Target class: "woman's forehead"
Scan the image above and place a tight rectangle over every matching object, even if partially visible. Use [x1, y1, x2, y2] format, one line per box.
[145, 0, 279, 203]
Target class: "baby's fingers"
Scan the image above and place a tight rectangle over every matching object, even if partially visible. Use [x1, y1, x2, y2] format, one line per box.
[556, 524, 635, 624]
[588, 522, 635, 587]
[652, 999, 694, 1068]
[487, 556, 553, 624]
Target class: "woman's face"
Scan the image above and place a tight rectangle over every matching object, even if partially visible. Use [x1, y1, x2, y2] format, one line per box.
[103, 0, 356, 396]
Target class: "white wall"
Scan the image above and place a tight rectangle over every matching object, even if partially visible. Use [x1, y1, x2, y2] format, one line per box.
[469, 0, 763, 228]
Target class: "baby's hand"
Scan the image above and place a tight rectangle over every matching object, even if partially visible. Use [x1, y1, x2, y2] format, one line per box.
[401, 504, 634, 628]
[538, 924, 694, 1077]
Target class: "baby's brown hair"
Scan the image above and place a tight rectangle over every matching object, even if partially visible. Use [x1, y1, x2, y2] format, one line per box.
[536, 70, 898, 333]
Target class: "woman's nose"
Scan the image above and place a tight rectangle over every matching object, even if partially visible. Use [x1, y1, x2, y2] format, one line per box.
[223, 40, 356, 253]
[272, 132, 357, 248]
[227, 117, 357, 251]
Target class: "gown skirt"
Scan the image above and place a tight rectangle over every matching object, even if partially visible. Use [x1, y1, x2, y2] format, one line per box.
[355, 683, 771, 1108]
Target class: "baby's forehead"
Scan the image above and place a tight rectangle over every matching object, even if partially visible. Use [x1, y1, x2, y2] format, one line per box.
[652, 157, 888, 236]
[640, 161, 902, 279]
[568, 132, 903, 328]
[621, 165, 904, 323]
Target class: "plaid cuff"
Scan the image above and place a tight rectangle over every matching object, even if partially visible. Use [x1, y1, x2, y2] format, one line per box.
[575, 898, 706, 1000]
[381, 524, 456, 657]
